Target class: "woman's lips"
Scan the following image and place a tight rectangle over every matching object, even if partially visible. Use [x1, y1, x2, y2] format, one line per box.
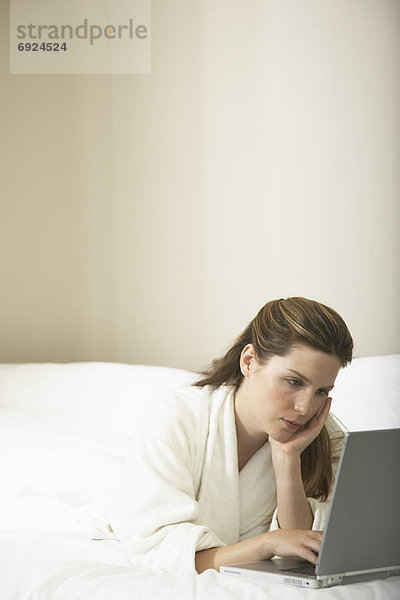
[281, 418, 302, 431]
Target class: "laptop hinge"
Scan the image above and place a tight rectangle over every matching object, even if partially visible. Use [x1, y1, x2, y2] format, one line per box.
[316, 574, 343, 587]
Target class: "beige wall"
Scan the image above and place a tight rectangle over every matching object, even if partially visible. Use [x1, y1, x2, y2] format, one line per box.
[1, 0, 399, 370]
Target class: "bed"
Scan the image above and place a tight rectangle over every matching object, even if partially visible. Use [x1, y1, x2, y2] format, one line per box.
[1, 355, 399, 600]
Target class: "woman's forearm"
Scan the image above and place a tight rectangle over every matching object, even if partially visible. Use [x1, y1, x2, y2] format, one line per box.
[273, 453, 313, 530]
[195, 534, 267, 573]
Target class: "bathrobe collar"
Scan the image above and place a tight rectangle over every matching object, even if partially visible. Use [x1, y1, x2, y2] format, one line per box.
[195, 386, 240, 545]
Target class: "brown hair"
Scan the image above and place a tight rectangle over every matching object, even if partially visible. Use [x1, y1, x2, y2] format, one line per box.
[196, 297, 353, 501]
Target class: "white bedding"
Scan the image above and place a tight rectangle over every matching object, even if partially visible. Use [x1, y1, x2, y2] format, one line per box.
[1, 528, 400, 600]
[1, 358, 399, 599]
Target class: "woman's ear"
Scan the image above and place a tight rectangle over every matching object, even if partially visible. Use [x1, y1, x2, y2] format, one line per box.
[239, 343, 257, 377]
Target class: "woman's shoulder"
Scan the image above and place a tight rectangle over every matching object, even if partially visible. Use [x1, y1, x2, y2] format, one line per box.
[136, 384, 232, 439]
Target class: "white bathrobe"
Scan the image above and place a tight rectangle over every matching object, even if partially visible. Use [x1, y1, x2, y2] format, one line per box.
[108, 385, 343, 574]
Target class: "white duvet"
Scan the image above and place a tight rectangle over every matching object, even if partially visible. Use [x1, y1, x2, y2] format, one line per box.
[2, 528, 400, 600]
[1, 407, 399, 600]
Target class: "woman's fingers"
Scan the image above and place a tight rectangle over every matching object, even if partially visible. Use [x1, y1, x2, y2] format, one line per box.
[302, 537, 322, 564]
[299, 547, 319, 565]
[267, 529, 323, 564]
[297, 396, 331, 441]
[309, 396, 332, 428]
[319, 396, 332, 420]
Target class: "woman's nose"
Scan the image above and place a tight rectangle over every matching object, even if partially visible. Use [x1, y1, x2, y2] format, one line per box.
[294, 390, 315, 416]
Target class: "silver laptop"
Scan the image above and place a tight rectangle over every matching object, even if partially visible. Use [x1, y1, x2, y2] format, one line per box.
[220, 428, 400, 588]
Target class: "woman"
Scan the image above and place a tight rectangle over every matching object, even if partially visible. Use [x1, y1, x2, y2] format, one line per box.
[109, 297, 353, 575]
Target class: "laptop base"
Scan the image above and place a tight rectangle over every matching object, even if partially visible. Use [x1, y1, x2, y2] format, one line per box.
[220, 559, 400, 589]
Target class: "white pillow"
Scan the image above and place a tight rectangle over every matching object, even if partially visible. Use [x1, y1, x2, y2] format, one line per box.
[0, 362, 195, 436]
[331, 354, 400, 431]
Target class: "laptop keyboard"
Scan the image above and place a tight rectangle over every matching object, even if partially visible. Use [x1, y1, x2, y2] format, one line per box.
[281, 563, 316, 575]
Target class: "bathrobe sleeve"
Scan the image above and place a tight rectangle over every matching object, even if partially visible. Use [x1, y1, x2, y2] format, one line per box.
[108, 396, 225, 574]
[269, 414, 345, 532]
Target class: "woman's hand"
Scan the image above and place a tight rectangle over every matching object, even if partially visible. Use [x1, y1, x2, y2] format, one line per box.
[270, 396, 332, 459]
[266, 529, 322, 565]
[195, 529, 323, 573]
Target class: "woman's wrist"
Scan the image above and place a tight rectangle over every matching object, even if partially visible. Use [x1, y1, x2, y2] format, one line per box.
[195, 533, 272, 573]
[272, 449, 302, 485]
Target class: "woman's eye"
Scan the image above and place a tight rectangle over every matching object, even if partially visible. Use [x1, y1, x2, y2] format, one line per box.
[287, 378, 302, 387]
[317, 389, 328, 396]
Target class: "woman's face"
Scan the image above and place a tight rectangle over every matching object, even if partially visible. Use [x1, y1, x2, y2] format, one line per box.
[236, 343, 342, 443]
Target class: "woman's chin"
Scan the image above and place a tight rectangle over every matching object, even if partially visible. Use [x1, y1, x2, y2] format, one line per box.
[268, 430, 297, 444]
